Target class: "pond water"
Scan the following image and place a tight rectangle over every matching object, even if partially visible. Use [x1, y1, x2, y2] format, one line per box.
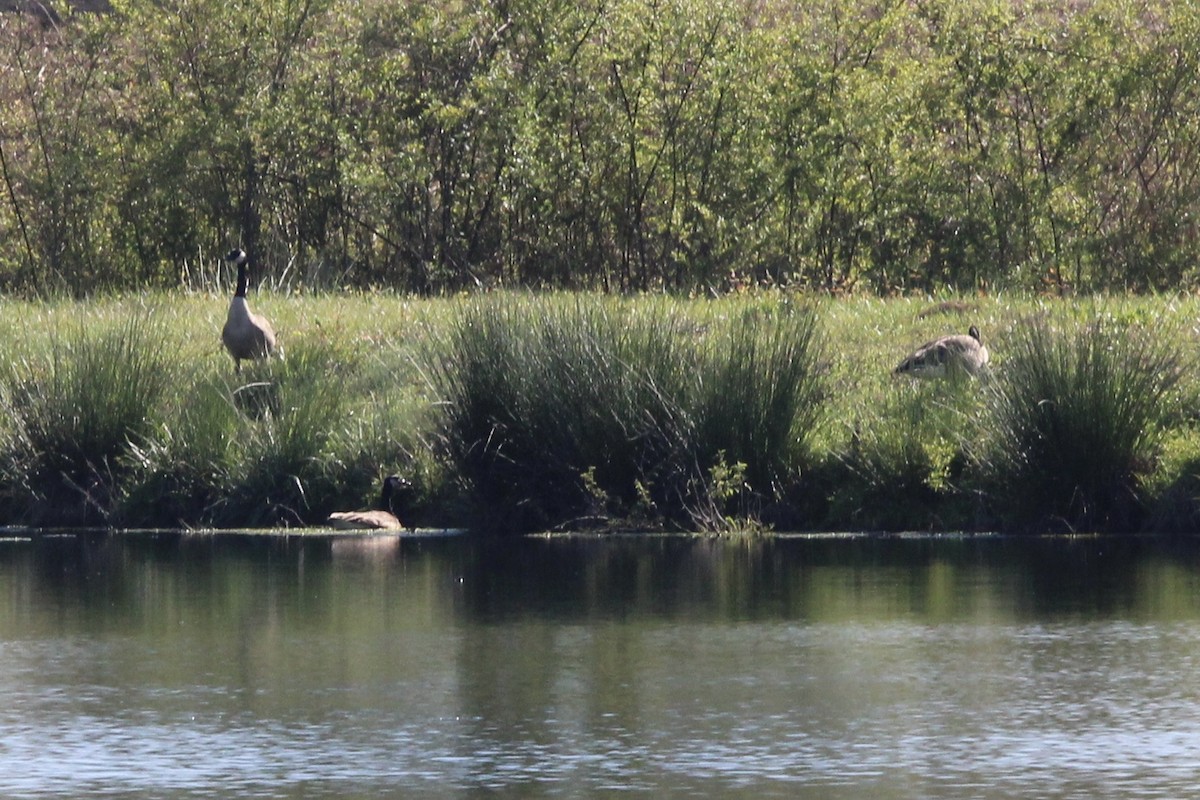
[2, 531, 1200, 798]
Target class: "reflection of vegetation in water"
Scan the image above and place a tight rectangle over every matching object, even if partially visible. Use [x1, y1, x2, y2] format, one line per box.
[0, 293, 1198, 534]
[387, 535, 1200, 624]
[11, 533, 1200, 632]
[7, 533, 1200, 799]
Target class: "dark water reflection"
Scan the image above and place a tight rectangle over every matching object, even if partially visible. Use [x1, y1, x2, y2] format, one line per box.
[3, 532, 1200, 798]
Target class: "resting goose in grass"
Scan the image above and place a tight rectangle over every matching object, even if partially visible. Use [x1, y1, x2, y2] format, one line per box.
[894, 325, 989, 378]
[327, 476, 411, 531]
[222, 249, 277, 372]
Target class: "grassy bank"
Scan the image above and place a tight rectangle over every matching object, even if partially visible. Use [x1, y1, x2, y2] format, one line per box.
[4, 1, 1200, 295]
[1, 291, 1198, 534]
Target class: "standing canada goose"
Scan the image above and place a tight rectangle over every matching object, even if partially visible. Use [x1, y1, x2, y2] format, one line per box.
[222, 248, 277, 371]
[327, 476, 411, 531]
[894, 325, 990, 378]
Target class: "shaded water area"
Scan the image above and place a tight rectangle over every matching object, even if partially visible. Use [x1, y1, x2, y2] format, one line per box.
[3, 531, 1200, 798]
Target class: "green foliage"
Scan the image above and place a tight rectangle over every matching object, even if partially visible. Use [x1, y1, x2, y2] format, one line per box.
[829, 374, 980, 531]
[978, 312, 1183, 532]
[0, 292, 437, 529]
[1, 291, 1200, 534]
[424, 294, 684, 530]
[3, 0, 1200, 294]
[424, 294, 826, 532]
[685, 451, 763, 534]
[120, 372, 231, 527]
[121, 334, 415, 528]
[1, 309, 178, 523]
[691, 304, 825, 491]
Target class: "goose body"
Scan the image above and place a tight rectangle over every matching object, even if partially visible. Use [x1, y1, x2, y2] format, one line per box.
[327, 476, 410, 531]
[222, 249, 277, 371]
[895, 325, 989, 378]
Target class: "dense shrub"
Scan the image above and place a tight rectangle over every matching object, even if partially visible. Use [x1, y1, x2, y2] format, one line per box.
[1, 0, 1199, 295]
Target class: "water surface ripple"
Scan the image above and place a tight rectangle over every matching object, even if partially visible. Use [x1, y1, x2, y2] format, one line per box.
[2, 532, 1199, 798]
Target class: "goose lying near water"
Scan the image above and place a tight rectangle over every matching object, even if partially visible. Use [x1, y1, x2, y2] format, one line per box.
[894, 325, 989, 378]
[222, 249, 277, 372]
[327, 476, 411, 531]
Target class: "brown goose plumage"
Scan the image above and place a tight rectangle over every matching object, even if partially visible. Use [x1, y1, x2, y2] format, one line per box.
[327, 476, 410, 531]
[222, 249, 277, 372]
[894, 325, 989, 378]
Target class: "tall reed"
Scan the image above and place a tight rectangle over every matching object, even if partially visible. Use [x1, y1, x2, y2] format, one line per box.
[120, 371, 236, 527]
[979, 314, 1182, 531]
[425, 296, 674, 530]
[701, 306, 824, 468]
[683, 303, 826, 528]
[122, 337, 372, 527]
[424, 294, 826, 532]
[1, 311, 178, 524]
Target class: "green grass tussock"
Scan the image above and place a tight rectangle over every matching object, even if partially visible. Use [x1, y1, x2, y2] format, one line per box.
[126, 339, 353, 527]
[120, 328, 429, 529]
[1, 309, 178, 525]
[2, 291, 1200, 535]
[0, 293, 437, 529]
[426, 295, 686, 531]
[424, 294, 827, 532]
[689, 304, 825, 497]
[978, 309, 1184, 532]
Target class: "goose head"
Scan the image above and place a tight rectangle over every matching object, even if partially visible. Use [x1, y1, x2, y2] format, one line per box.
[380, 475, 413, 513]
[226, 249, 248, 297]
